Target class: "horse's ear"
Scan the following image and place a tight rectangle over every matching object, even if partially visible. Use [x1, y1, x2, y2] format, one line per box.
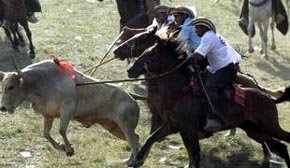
[147, 26, 158, 35]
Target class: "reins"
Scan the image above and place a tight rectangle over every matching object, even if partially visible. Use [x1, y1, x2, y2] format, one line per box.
[76, 56, 190, 86]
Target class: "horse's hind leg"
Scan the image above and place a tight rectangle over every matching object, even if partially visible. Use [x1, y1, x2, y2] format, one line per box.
[128, 125, 175, 167]
[20, 21, 35, 58]
[270, 18, 276, 50]
[180, 130, 200, 168]
[16, 25, 25, 47]
[241, 124, 290, 167]
[265, 139, 290, 167]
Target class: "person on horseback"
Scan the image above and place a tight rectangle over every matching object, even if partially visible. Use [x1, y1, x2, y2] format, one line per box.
[168, 5, 201, 57]
[238, 0, 288, 36]
[190, 18, 242, 131]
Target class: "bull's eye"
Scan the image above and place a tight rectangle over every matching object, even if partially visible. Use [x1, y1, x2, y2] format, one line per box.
[7, 85, 15, 91]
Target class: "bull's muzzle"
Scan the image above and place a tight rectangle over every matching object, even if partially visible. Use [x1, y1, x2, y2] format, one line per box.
[0, 106, 14, 113]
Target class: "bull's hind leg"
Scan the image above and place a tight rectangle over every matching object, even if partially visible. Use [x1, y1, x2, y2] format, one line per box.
[128, 125, 175, 167]
[180, 130, 201, 168]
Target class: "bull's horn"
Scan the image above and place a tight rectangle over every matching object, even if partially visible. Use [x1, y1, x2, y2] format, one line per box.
[11, 53, 22, 74]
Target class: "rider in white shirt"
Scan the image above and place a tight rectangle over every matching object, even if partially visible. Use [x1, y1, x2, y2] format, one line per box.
[191, 18, 242, 131]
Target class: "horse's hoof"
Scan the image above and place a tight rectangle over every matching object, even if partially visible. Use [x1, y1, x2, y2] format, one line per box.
[248, 47, 254, 53]
[66, 147, 74, 157]
[19, 42, 25, 47]
[127, 158, 143, 168]
[271, 45, 276, 50]
[29, 53, 35, 59]
[262, 54, 268, 60]
[259, 49, 264, 55]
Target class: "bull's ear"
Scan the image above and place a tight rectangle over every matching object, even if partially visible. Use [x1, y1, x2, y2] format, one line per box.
[0, 71, 6, 82]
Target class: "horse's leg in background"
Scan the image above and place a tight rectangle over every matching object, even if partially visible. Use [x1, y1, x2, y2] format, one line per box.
[128, 125, 175, 167]
[180, 130, 201, 168]
[256, 22, 265, 55]
[15, 25, 25, 47]
[11, 23, 19, 48]
[260, 18, 270, 58]
[247, 16, 255, 53]
[270, 17, 276, 50]
[19, 21, 35, 58]
[3, 27, 18, 51]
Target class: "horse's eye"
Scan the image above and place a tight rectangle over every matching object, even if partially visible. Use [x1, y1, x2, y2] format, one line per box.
[7, 85, 15, 91]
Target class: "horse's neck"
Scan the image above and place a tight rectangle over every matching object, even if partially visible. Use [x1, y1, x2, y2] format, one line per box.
[145, 70, 189, 97]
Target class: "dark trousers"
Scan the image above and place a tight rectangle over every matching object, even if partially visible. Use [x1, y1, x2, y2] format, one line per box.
[205, 63, 238, 122]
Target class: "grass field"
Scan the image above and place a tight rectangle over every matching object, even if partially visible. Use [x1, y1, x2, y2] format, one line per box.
[0, 0, 290, 167]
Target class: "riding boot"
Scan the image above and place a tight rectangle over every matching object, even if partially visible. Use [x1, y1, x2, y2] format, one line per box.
[204, 87, 232, 132]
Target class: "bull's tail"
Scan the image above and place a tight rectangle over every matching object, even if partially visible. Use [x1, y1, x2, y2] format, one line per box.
[275, 86, 290, 104]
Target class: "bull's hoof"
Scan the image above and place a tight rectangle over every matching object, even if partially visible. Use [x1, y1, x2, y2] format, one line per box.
[66, 147, 74, 157]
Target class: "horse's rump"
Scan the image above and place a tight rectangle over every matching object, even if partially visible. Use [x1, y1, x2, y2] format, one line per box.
[228, 87, 278, 126]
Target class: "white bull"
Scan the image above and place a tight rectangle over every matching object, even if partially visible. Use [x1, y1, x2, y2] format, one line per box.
[0, 59, 140, 164]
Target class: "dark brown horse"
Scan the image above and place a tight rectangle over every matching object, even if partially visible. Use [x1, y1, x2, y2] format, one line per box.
[126, 38, 290, 168]
[0, 0, 35, 58]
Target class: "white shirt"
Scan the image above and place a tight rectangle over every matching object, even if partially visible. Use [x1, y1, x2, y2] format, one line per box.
[195, 31, 242, 74]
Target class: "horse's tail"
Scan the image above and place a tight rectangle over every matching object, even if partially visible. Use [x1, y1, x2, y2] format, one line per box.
[275, 86, 290, 104]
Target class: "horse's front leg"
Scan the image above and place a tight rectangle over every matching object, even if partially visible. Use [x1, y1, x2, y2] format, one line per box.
[20, 21, 35, 58]
[129, 125, 175, 167]
[247, 18, 254, 53]
[180, 130, 201, 168]
[43, 117, 66, 151]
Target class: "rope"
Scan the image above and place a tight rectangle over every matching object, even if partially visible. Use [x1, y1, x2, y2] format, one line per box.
[76, 56, 190, 86]
[84, 31, 124, 75]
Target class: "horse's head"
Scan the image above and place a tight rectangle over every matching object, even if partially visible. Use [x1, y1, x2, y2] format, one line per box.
[113, 26, 158, 60]
[127, 38, 181, 78]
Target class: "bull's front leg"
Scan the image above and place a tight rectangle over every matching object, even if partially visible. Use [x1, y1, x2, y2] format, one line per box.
[43, 117, 66, 151]
[59, 100, 76, 156]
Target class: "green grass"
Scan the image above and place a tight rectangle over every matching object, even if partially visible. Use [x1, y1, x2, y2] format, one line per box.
[0, 0, 290, 167]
